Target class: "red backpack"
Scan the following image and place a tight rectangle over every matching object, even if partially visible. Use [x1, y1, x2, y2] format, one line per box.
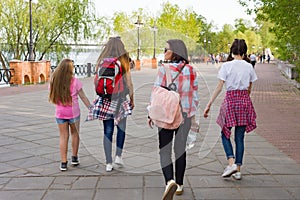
[95, 57, 125, 99]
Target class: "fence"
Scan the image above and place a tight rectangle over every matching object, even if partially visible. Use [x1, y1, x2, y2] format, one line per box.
[0, 69, 14, 86]
[51, 63, 96, 78]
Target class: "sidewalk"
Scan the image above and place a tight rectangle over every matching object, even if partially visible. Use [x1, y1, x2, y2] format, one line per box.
[0, 63, 299, 200]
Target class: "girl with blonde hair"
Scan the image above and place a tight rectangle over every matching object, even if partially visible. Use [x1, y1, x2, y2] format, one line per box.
[49, 58, 91, 171]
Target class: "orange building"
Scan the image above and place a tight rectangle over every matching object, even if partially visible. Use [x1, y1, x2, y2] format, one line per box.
[9, 60, 50, 85]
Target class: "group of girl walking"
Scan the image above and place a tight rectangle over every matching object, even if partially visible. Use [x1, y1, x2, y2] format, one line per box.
[49, 37, 257, 200]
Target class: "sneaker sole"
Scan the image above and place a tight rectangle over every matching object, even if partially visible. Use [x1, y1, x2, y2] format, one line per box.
[175, 189, 183, 195]
[162, 183, 177, 200]
[114, 163, 124, 167]
[60, 168, 67, 171]
[222, 169, 238, 178]
[232, 175, 242, 180]
[71, 162, 80, 166]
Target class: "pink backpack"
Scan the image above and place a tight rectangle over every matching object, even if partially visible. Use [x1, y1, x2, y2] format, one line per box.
[148, 64, 184, 129]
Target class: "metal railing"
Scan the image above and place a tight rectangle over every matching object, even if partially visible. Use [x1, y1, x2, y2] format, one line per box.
[0, 69, 14, 86]
[51, 63, 96, 78]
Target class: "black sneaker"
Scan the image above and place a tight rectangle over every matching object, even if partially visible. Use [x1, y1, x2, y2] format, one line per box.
[71, 156, 80, 166]
[60, 161, 68, 171]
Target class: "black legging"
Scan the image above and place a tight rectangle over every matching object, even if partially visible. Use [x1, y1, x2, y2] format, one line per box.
[158, 117, 191, 185]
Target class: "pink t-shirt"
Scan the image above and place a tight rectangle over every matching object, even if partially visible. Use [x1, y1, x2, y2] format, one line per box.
[55, 78, 83, 119]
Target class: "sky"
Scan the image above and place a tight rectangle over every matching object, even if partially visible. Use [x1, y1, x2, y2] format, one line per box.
[92, 0, 256, 30]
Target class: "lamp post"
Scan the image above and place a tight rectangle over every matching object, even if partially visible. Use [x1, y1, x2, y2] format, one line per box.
[208, 40, 211, 55]
[134, 16, 143, 70]
[203, 38, 206, 62]
[152, 22, 158, 59]
[151, 21, 158, 68]
[227, 42, 231, 54]
[25, 0, 37, 61]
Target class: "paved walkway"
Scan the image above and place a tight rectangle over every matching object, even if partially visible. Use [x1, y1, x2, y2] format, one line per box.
[0, 63, 299, 200]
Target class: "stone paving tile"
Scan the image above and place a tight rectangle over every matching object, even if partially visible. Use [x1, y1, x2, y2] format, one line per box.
[239, 187, 294, 199]
[252, 63, 300, 164]
[0, 190, 46, 200]
[3, 177, 54, 190]
[43, 189, 95, 200]
[0, 64, 300, 200]
[286, 187, 300, 199]
[193, 188, 244, 199]
[94, 188, 143, 200]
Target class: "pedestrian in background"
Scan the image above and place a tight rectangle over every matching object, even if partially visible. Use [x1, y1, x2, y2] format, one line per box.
[250, 52, 256, 68]
[148, 39, 199, 199]
[203, 39, 257, 180]
[49, 58, 92, 171]
[86, 37, 134, 172]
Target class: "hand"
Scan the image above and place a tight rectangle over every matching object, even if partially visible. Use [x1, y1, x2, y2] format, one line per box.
[130, 99, 135, 110]
[203, 105, 210, 118]
[148, 118, 154, 129]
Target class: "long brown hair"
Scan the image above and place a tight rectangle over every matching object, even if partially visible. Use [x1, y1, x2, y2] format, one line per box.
[49, 58, 74, 105]
[96, 37, 130, 74]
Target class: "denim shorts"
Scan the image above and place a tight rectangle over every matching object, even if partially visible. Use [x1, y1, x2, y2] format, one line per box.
[56, 115, 80, 124]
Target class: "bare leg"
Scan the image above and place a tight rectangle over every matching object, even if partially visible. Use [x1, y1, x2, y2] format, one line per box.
[58, 123, 70, 162]
[70, 120, 80, 157]
[228, 157, 235, 166]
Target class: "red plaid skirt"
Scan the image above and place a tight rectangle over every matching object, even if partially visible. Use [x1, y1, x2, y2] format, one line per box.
[216, 90, 257, 139]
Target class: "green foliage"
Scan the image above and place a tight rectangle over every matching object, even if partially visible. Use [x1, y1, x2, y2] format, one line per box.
[239, 0, 300, 62]
[0, 0, 105, 67]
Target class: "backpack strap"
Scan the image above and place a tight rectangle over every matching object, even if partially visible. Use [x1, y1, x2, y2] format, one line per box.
[164, 62, 186, 91]
[165, 65, 172, 86]
[171, 61, 186, 83]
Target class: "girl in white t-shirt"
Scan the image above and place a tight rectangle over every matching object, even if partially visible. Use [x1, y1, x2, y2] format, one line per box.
[203, 39, 257, 180]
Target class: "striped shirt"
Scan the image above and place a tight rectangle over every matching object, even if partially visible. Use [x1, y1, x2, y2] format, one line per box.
[154, 62, 199, 118]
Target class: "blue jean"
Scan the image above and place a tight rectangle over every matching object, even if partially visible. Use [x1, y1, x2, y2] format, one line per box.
[221, 126, 246, 166]
[103, 117, 126, 164]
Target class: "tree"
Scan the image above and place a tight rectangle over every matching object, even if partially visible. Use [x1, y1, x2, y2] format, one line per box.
[0, 0, 104, 68]
[111, 2, 205, 59]
[239, 0, 300, 61]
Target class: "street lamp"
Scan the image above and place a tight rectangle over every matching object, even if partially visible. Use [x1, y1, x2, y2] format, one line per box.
[203, 38, 207, 56]
[25, 0, 38, 61]
[134, 16, 143, 61]
[208, 40, 211, 55]
[228, 43, 231, 56]
[151, 21, 158, 59]
[151, 21, 158, 69]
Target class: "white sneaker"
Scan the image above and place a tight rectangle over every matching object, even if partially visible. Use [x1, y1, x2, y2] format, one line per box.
[114, 156, 124, 167]
[175, 185, 183, 195]
[106, 163, 113, 172]
[232, 172, 242, 180]
[162, 180, 177, 200]
[222, 164, 237, 177]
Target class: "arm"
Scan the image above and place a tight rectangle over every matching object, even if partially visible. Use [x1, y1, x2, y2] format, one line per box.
[248, 82, 252, 95]
[78, 89, 92, 109]
[124, 72, 134, 109]
[203, 80, 224, 118]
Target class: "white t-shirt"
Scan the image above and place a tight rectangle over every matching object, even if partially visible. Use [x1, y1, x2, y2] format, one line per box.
[250, 54, 256, 61]
[218, 60, 258, 91]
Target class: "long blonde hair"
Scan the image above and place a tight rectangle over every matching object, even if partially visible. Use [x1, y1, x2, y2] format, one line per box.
[96, 37, 130, 74]
[49, 58, 74, 105]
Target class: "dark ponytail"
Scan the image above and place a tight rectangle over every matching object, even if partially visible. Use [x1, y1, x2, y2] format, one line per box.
[227, 39, 250, 63]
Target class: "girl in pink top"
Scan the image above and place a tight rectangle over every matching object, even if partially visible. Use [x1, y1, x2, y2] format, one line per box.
[49, 58, 91, 171]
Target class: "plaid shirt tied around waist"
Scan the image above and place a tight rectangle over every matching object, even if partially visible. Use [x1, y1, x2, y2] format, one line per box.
[216, 90, 257, 139]
[86, 96, 132, 124]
